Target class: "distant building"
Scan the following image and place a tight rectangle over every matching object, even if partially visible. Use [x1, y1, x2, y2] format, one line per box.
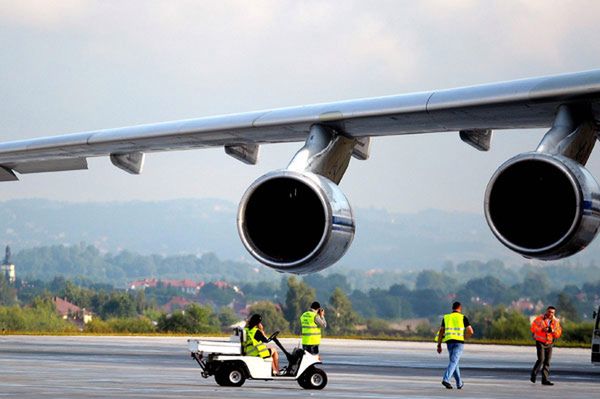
[128, 278, 205, 294]
[161, 296, 192, 313]
[162, 279, 205, 294]
[53, 297, 93, 325]
[213, 280, 230, 289]
[129, 278, 159, 290]
[511, 298, 545, 314]
[1, 264, 15, 284]
[510, 298, 535, 313]
[1, 245, 15, 283]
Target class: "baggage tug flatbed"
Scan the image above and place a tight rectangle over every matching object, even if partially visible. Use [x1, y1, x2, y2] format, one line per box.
[188, 330, 327, 389]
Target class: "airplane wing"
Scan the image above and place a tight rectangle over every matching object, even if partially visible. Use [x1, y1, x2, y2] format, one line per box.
[1, 68, 600, 181]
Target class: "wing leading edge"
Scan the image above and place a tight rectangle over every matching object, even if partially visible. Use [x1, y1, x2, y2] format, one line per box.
[1, 69, 600, 179]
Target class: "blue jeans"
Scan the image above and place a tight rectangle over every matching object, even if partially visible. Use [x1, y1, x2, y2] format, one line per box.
[443, 342, 464, 386]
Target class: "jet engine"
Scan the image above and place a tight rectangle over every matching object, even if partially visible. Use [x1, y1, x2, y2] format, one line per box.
[484, 152, 600, 260]
[237, 169, 355, 274]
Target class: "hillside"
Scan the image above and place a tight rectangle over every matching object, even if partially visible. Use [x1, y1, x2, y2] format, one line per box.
[2, 198, 597, 271]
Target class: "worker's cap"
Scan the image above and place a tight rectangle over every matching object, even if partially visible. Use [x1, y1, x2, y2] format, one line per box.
[248, 313, 262, 328]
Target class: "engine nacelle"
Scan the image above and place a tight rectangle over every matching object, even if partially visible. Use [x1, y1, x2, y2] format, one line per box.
[484, 152, 600, 260]
[237, 170, 355, 274]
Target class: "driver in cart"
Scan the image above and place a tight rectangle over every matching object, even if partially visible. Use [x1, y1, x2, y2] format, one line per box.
[244, 314, 281, 375]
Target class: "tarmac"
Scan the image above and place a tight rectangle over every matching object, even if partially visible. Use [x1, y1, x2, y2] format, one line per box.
[0, 335, 598, 398]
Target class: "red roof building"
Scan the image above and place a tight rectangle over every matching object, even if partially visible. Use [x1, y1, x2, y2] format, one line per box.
[53, 297, 93, 324]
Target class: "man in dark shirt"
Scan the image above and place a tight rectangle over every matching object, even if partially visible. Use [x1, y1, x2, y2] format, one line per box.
[440, 315, 471, 343]
[436, 302, 474, 389]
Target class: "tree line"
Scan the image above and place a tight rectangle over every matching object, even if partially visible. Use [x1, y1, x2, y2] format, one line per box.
[12, 244, 600, 293]
[1, 271, 597, 344]
[2, 244, 600, 342]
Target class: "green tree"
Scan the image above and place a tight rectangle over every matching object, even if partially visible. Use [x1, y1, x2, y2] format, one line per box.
[0, 273, 16, 306]
[157, 303, 219, 333]
[467, 305, 495, 338]
[487, 307, 530, 340]
[409, 289, 445, 317]
[86, 317, 155, 334]
[561, 321, 594, 344]
[248, 301, 290, 333]
[516, 271, 550, 300]
[107, 317, 155, 333]
[134, 290, 150, 314]
[349, 289, 376, 318]
[556, 292, 581, 322]
[458, 276, 511, 305]
[366, 318, 393, 336]
[415, 322, 434, 338]
[468, 305, 530, 340]
[284, 277, 315, 334]
[327, 288, 361, 335]
[100, 292, 137, 319]
[217, 307, 240, 330]
[383, 284, 413, 319]
[415, 270, 456, 294]
[0, 297, 77, 333]
[61, 280, 94, 309]
[303, 273, 351, 302]
[201, 283, 236, 307]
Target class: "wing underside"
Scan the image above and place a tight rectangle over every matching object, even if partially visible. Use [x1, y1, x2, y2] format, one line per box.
[1, 69, 600, 179]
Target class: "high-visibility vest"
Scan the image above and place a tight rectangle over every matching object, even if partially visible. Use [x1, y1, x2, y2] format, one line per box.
[243, 327, 270, 358]
[300, 311, 321, 345]
[530, 315, 562, 345]
[442, 312, 465, 342]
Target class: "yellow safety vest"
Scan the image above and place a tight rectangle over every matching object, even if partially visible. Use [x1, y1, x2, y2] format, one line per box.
[443, 312, 465, 342]
[243, 327, 270, 358]
[300, 311, 321, 345]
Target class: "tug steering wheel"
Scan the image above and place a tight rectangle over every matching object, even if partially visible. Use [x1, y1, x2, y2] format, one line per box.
[267, 330, 281, 342]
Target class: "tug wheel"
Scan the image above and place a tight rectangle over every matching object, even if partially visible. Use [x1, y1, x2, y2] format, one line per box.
[215, 364, 246, 387]
[298, 366, 327, 390]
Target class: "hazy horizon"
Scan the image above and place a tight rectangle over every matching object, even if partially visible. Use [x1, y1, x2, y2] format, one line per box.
[2, 1, 600, 212]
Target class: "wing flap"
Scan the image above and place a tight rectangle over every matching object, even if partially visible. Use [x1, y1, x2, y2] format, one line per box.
[9, 158, 88, 174]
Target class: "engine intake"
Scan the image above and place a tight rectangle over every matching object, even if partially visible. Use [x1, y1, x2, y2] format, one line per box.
[484, 152, 600, 260]
[238, 170, 355, 274]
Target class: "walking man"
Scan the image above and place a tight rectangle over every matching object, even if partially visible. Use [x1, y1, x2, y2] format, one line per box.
[436, 301, 474, 389]
[300, 301, 327, 354]
[530, 306, 562, 386]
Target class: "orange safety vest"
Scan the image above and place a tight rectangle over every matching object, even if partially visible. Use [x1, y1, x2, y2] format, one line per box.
[530, 315, 562, 344]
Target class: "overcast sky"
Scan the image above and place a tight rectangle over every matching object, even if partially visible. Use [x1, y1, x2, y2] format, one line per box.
[1, 0, 600, 213]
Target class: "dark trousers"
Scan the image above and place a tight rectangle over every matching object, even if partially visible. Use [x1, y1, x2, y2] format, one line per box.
[303, 345, 319, 355]
[532, 341, 553, 382]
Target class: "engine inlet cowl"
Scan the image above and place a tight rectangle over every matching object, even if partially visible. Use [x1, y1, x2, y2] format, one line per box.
[484, 152, 600, 260]
[237, 170, 355, 274]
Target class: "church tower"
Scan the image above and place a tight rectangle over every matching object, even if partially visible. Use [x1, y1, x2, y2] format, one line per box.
[1, 245, 15, 284]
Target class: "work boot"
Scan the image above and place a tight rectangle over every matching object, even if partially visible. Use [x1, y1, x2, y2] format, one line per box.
[530, 372, 536, 383]
[542, 380, 554, 386]
[442, 381, 453, 389]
